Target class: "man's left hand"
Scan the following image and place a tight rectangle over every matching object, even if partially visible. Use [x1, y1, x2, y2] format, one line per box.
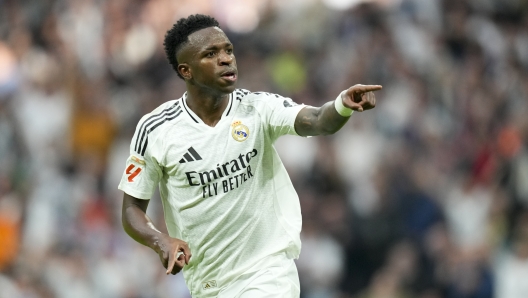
[342, 84, 382, 112]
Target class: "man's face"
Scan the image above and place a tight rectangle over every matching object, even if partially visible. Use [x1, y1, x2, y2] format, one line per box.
[177, 27, 238, 94]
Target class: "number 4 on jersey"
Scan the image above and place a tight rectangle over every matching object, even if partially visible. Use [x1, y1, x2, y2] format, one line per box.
[126, 164, 142, 182]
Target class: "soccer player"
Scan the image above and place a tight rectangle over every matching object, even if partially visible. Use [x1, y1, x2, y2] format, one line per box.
[119, 14, 381, 297]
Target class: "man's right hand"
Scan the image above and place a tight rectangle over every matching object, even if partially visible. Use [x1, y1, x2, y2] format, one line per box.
[122, 193, 192, 275]
[153, 234, 192, 275]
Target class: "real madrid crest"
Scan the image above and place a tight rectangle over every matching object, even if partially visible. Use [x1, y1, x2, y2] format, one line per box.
[231, 120, 249, 142]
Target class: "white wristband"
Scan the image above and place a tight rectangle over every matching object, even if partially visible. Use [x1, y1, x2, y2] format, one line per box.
[334, 91, 353, 117]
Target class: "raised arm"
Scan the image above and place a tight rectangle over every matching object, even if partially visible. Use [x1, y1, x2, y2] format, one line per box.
[122, 193, 192, 274]
[294, 84, 382, 136]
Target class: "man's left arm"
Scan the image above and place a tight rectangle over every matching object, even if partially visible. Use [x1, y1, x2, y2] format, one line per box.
[294, 84, 382, 137]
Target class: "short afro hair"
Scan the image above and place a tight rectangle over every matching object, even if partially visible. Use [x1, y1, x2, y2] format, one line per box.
[163, 14, 220, 79]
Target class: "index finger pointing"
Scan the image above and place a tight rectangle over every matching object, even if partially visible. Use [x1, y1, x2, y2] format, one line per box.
[351, 84, 383, 93]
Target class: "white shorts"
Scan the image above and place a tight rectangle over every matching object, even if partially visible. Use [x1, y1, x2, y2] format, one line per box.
[217, 255, 300, 298]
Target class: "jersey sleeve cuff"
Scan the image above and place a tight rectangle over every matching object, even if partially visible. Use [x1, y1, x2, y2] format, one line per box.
[118, 184, 153, 200]
[290, 104, 311, 137]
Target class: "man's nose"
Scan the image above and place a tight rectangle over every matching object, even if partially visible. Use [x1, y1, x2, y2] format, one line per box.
[219, 51, 233, 65]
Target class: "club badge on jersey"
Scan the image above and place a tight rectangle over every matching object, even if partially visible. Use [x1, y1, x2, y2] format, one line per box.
[125, 156, 145, 182]
[231, 120, 249, 142]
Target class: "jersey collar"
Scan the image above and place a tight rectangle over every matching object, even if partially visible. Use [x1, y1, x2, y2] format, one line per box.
[181, 92, 234, 127]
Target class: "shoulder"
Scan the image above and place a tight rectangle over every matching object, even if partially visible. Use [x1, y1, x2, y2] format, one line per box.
[233, 89, 290, 107]
[138, 99, 182, 126]
[133, 97, 184, 156]
[234, 89, 302, 116]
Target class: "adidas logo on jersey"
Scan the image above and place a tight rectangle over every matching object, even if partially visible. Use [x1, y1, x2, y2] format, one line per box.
[179, 147, 202, 163]
[202, 280, 217, 290]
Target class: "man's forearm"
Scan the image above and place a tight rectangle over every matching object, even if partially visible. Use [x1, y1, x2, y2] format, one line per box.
[294, 85, 380, 136]
[122, 193, 166, 252]
[122, 193, 191, 274]
[294, 101, 349, 136]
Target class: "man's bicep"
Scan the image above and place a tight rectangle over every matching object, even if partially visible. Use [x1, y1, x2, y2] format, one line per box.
[122, 192, 149, 213]
[294, 106, 320, 137]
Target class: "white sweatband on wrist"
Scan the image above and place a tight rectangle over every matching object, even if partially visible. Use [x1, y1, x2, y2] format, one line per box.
[334, 91, 353, 117]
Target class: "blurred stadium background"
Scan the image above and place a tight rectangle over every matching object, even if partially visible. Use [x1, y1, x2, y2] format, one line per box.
[1, 0, 528, 297]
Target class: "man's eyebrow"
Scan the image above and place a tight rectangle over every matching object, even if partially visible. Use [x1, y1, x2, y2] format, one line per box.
[202, 43, 233, 51]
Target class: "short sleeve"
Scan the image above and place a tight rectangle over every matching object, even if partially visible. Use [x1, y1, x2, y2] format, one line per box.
[118, 118, 162, 200]
[258, 93, 306, 142]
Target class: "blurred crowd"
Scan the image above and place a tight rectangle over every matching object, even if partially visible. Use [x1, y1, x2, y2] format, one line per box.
[1, 0, 528, 297]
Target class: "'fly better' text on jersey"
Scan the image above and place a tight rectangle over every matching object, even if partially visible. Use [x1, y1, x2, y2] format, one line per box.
[185, 148, 257, 198]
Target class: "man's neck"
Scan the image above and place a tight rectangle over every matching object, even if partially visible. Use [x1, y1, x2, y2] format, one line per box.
[185, 88, 230, 127]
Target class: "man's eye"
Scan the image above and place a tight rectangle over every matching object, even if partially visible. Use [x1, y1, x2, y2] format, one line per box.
[207, 52, 215, 57]
[226, 49, 233, 54]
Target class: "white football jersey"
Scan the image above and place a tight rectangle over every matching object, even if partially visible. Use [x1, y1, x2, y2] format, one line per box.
[118, 89, 306, 297]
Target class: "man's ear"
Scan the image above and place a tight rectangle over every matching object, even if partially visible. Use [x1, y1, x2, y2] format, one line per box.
[178, 64, 192, 80]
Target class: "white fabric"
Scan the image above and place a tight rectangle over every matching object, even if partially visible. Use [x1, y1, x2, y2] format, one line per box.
[495, 253, 528, 298]
[334, 90, 353, 117]
[218, 253, 300, 298]
[118, 89, 306, 297]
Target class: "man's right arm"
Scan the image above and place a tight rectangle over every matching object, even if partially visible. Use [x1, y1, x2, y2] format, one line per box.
[294, 84, 381, 136]
[122, 192, 192, 275]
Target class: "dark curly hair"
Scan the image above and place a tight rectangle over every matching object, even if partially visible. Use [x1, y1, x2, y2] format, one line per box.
[163, 14, 220, 79]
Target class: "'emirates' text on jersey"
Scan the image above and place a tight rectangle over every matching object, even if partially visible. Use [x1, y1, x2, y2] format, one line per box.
[118, 89, 305, 297]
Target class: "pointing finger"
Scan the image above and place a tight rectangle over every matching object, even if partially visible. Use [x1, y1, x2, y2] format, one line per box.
[350, 84, 383, 93]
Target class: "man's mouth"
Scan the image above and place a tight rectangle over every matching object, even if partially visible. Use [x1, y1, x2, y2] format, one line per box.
[220, 71, 237, 82]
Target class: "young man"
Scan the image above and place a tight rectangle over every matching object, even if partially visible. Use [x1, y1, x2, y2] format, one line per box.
[119, 14, 381, 297]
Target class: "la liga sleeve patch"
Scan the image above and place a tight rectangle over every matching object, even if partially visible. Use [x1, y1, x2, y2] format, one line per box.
[126, 155, 145, 182]
[125, 164, 142, 182]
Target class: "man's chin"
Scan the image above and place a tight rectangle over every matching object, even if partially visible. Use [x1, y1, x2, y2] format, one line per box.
[221, 85, 236, 94]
